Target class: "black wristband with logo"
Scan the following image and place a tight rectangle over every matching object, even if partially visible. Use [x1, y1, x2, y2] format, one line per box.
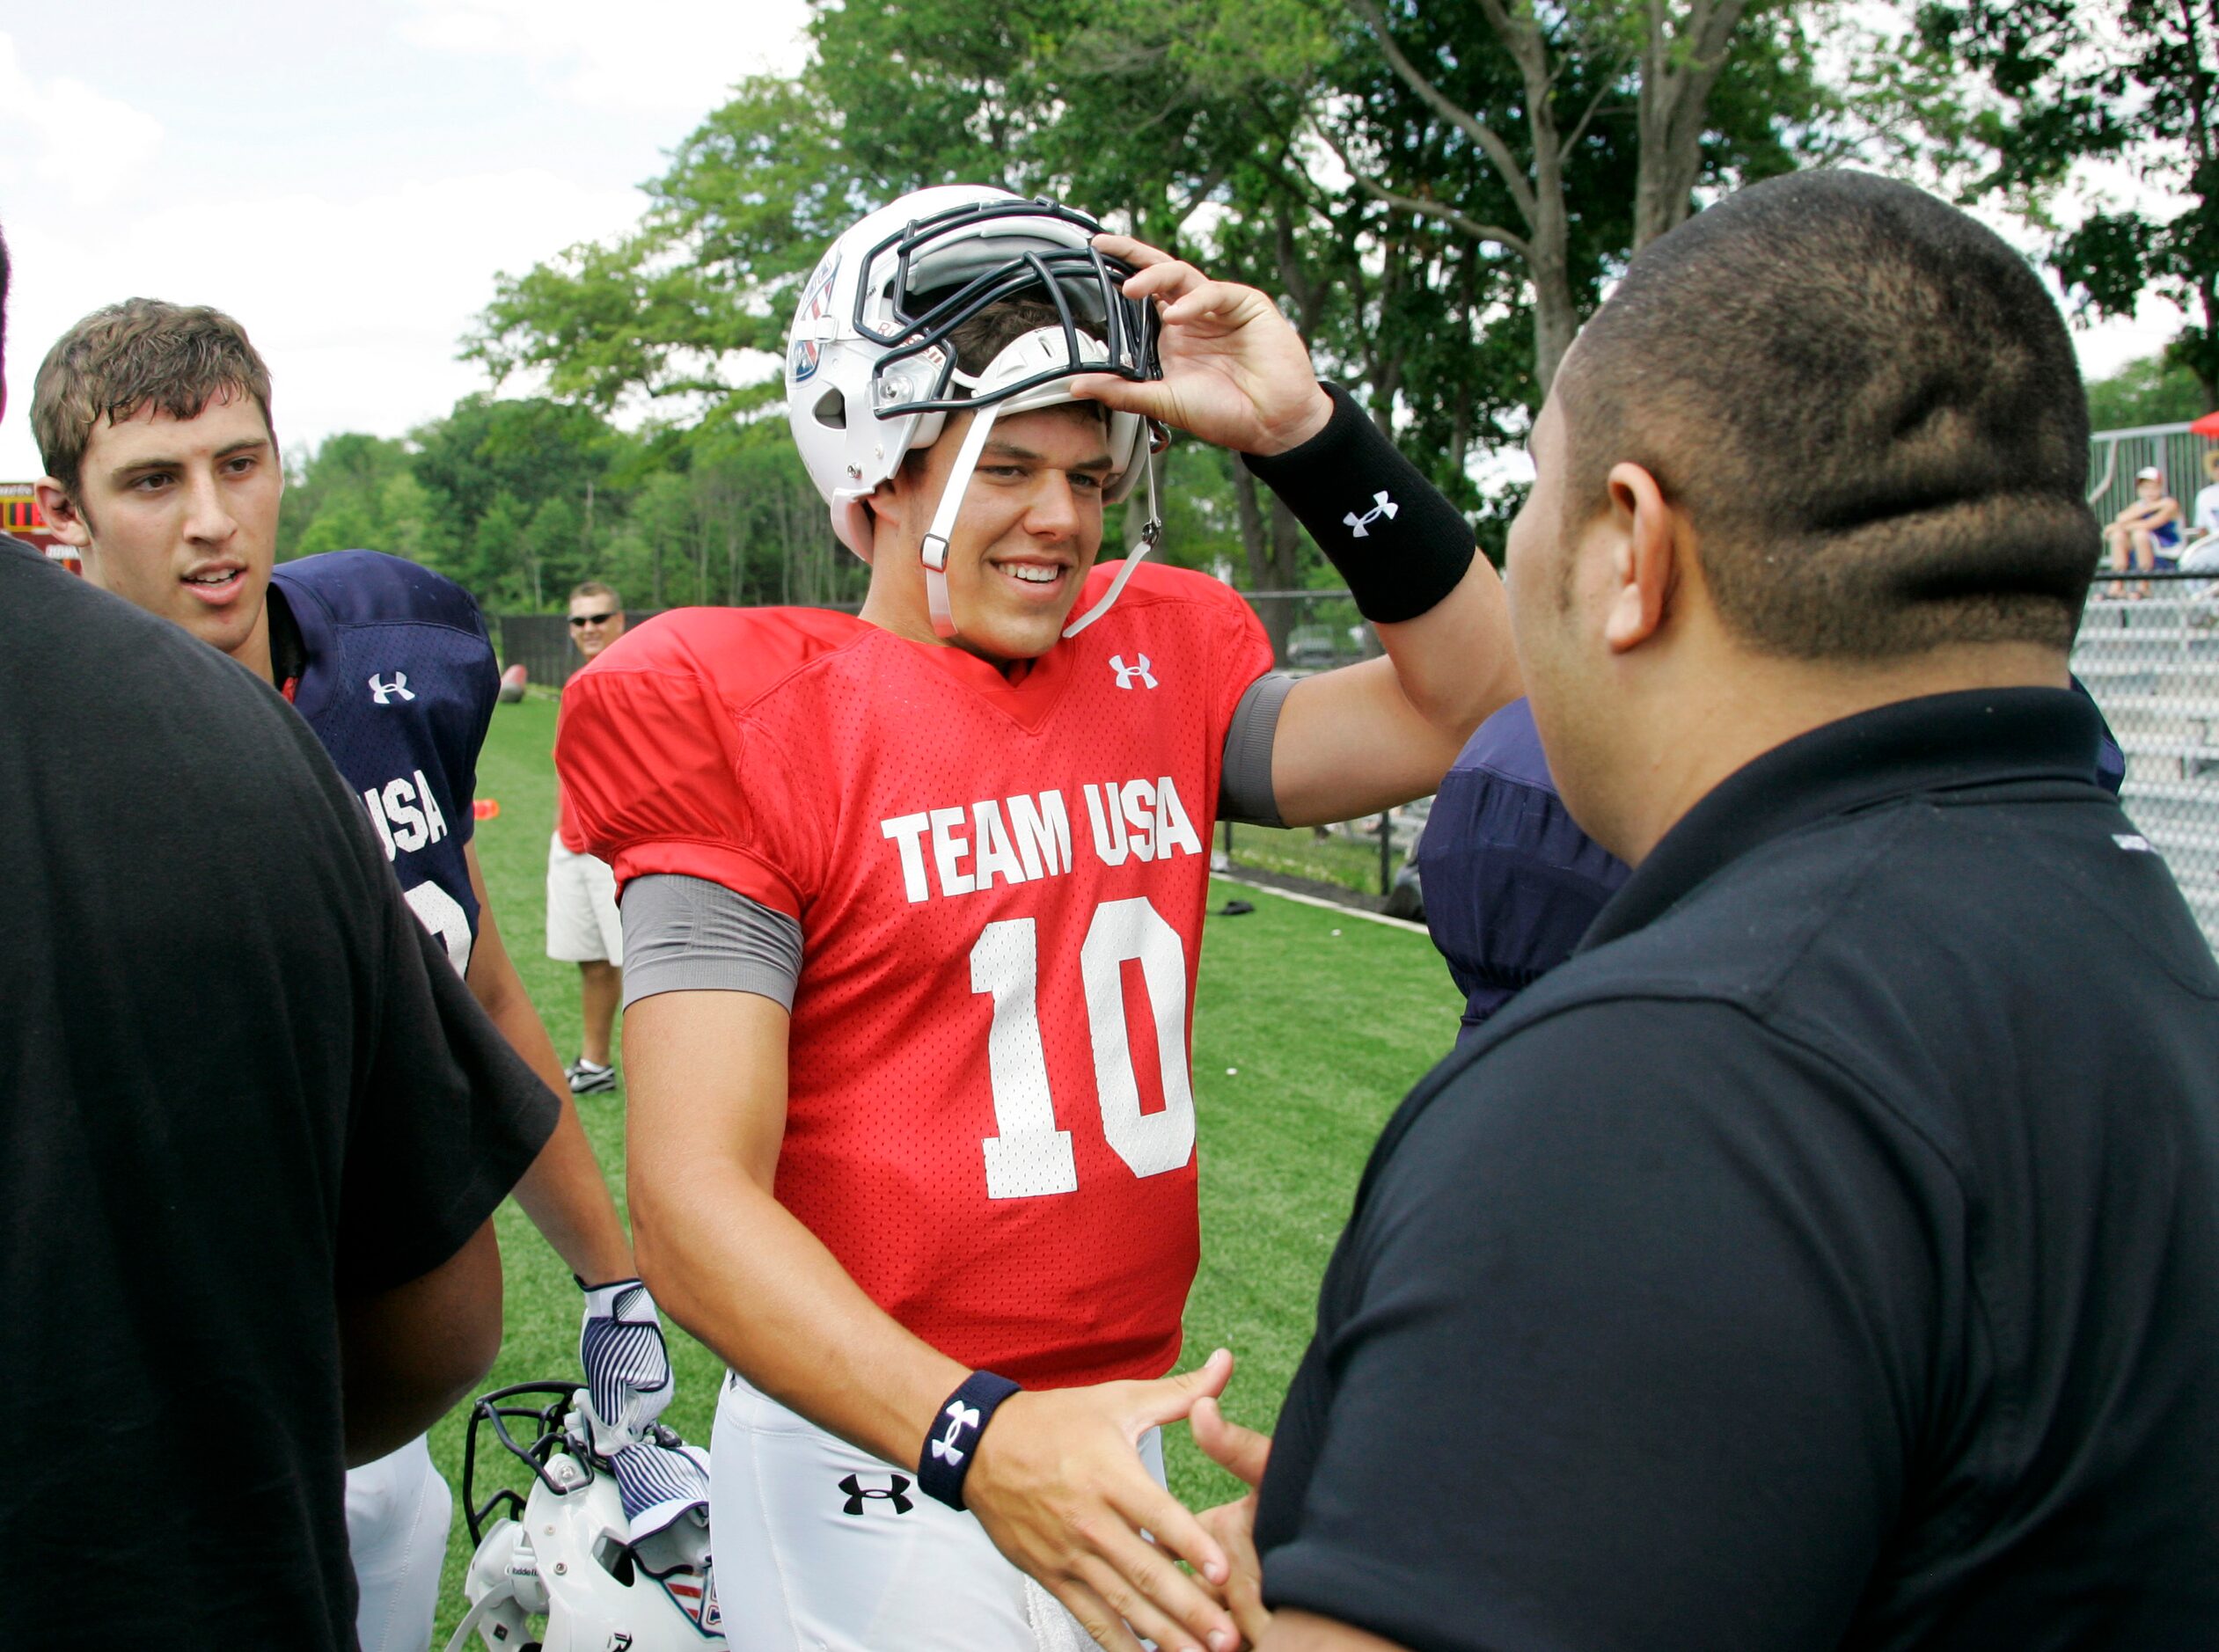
[1241, 382, 1478, 625]
[917, 1370, 1022, 1511]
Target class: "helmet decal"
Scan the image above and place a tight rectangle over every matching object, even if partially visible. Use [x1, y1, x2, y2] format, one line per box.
[788, 248, 841, 384]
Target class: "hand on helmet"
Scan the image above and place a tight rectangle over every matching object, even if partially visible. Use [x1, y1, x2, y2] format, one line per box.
[578, 1277, 676, 1456]
[1072, 236, 1334, 459]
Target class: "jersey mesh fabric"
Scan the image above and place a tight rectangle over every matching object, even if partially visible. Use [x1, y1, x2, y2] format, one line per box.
[273, 551, 499, 957]
[560, 562, 1274, 1387]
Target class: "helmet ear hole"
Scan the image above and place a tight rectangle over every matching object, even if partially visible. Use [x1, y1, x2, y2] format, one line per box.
[811, 388, 846, 430]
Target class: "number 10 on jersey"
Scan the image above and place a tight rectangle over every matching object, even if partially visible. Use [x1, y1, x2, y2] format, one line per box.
[969, 896, 1197, 1198]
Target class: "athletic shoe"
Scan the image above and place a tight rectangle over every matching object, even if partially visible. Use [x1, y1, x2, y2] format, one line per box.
[568, 1057, 617, 1094]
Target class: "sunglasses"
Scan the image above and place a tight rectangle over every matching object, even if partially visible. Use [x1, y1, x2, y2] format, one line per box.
[569, 612, 617, 627]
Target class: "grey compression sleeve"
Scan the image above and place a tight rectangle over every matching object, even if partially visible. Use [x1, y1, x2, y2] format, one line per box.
[1219, 672, 1295, 828]
[619, 874, 804, 1011]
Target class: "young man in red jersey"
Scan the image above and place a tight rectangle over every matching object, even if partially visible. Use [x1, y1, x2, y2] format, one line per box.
[557, 188, 1519, 1652]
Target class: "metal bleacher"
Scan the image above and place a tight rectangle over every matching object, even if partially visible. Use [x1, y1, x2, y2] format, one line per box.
[2074, 581, 2219, 946]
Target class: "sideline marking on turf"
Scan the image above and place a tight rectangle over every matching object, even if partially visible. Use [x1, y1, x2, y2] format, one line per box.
[1213, 873, 1431, 935]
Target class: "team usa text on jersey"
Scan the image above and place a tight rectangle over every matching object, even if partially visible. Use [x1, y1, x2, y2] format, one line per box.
[877, 776, 1204, 903]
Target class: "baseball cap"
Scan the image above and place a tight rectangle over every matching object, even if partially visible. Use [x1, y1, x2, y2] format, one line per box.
[2136, 466, 2164, 481]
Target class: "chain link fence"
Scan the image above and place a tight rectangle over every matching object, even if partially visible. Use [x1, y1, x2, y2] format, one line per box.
[2076, 569, 2219, 948]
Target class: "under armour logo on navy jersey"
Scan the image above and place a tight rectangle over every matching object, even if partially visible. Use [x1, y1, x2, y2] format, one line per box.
[368, 671, 416, 705]
[839, 1473, 915, 1517]
[1344, 491, 1399, 537]
[930, 1400, 983, 1466]
[1110, 653, 1158, 691]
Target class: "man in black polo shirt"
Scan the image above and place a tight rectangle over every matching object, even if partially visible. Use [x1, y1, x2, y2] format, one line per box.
[0, 224, 558, 1646]
[1190, 172, 2219, 1650]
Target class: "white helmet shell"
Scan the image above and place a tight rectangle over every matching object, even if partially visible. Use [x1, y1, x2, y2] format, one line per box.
[450, 1386, 724, 1651]
[786, 185, 1161, 564]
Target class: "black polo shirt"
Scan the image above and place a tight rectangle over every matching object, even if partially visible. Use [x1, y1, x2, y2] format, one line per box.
[1256, 687, 2219, 1650]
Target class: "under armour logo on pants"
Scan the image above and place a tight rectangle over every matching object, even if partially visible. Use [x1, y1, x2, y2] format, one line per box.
[840, 1473, 916, 1516]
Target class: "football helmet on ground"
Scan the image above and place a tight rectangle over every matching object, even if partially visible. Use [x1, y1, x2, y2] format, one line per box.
[786, 186, 1167, 641]
[445, 1383, 724, 1652]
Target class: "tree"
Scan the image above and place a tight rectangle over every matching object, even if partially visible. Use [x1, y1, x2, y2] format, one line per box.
[1922, 0, 2219, 411]
[1336, 0, 1840, 392]
[2085, 349, 2212, 429]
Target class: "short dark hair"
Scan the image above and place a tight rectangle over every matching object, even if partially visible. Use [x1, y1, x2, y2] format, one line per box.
[1554, 170, 2097, 659]
[899, 300, 1107, 480]
[948, 298, 1067, 376]
[33, 298, 275, 502]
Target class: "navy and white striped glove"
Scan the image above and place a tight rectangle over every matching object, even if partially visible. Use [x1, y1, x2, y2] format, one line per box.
[578, 1277, 676, 1456]
[608, 1437, 713, 1541]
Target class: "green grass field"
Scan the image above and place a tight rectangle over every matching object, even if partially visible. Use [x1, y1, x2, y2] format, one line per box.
[428, 696, 1463, 1641]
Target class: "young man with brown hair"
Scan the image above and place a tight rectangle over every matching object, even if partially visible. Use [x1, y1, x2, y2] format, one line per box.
[32, 300, 692, 1652]
[0, 223, 555, 1650]
[551, 577, 629, 1092]
[559, 186, 1520, 1652]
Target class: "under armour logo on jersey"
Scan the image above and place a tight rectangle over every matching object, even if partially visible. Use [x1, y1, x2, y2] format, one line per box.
[930, 1400, 983, 1466]
[1110, 653, 1158, 691]
[839, 1473, 916, 1517]
[1344, 491, 1399, 537]
[368, 672, 416, 705]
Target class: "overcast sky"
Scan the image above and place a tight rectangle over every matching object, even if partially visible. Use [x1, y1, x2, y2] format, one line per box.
[0, 4, 2193, 484]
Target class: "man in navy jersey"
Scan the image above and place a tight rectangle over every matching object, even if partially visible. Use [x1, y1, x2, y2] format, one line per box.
[33, 299, 691, 1652]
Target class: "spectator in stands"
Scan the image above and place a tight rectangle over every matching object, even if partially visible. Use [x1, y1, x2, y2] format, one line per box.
[549, 580, 628, 1093]
[0, 220, 559, 1647]
[1189, 171, 2219, 1651]
[2105, 464, 2185, 596]
[2186, 449, 2219, 547]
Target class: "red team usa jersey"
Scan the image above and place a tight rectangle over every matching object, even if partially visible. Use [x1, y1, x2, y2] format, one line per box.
[558, 561, 1275, 1388]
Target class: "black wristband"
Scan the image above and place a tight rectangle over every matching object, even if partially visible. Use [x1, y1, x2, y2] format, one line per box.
[917, 1370, 1022, 1511]
[1241, 382, 1477, 624]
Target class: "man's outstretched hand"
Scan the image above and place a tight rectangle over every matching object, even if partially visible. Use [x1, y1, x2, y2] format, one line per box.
[1192, 1394, 1275, 1649]
[1072, 235, 1334, 458]
[963, 1347, 1241, 1652]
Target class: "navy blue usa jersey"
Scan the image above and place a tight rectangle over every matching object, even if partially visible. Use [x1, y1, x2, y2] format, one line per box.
[270, 551, 498, 976]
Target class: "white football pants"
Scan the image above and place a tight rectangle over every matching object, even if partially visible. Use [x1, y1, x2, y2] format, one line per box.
[711, 1370, 1165, 1652]
[347, 1433, 453, 1652]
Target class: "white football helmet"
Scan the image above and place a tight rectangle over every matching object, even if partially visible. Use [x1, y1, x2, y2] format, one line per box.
[785, 185, 1167, 640]
[446, 1383, 725, 1652]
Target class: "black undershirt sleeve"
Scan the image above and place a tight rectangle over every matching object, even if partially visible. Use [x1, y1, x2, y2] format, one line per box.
[1258, 998, 1956, 1652]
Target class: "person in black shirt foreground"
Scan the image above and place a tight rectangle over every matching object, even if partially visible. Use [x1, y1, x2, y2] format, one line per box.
[0, 225, 558, 1647]
[1185, 171, 2219, 1650]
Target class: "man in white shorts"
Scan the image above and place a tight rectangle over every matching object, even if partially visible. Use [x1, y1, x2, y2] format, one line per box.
[548, 580, 628, 1093]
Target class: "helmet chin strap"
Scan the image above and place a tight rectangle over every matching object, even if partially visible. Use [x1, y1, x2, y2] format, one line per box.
[919, 398, 1004, 641]
[917, 401, 1163, 645]
[1062, 454, 1159, 639]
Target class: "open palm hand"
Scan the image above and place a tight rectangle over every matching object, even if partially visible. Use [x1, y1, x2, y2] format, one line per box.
[1071, 234, 1333, 458]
